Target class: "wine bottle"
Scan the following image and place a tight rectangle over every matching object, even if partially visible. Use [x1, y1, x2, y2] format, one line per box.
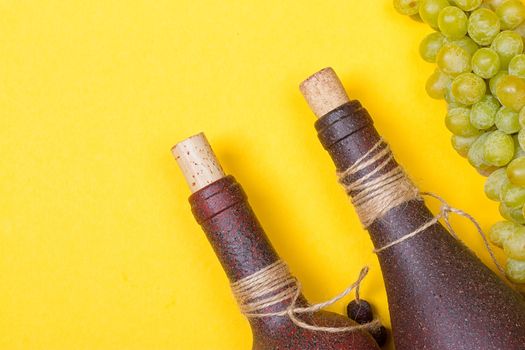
[173, 133, 380, 350]
[299, 67, 525, 350]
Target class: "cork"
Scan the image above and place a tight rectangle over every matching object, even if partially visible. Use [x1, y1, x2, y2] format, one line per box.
[299, 67, 350, 118]
[172, 133, 225, 193]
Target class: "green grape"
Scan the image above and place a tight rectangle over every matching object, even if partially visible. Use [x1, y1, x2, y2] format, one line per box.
[445, 81, 468, 106]
[394, 0, 421, 15]
[500, 202, 525, 223]
[515, 20, 525, 40]
[495, 106, 521, 133]
[450, 72, 486, 106]
[490, 30, 524, 68]
[468, 131, 492, 168]
[507, 157, 525, 186]
[445, 107, 480, 135]
[420, 32, 446, 62]
[485, 167, 510, 200]
[508, 54, 525, 78]
[451, 134, 479, 156]
[470, 94, 500, 129]
[438, 6, 469, 40]
[419, 0, 451, 28]
[468, 8, 501, 46]
[472, 48, 500, 79]
[514, 133, 525, 157]
[506, 258, 525, 283]
[477, 165, 499, 176]
[484, 130, 515, 166]
[489, 71, 509, 95]
[518, 128, 525, 151]
[447, 100, 466, 110]
[485, 0, 506, 9]
[496, 0, 525, 30]
[486, 0, 506, 9]
[445, 88, 464, 105]
[489, 220, 520, 247]
[482, 93, 502, 108]
[501, 182, 525, 208]
[437, 43, 472, 76]
[478, 1, 491, 9]
[520, 106, 525, 127]
[447, 36, 480, 56]
[514, 136, 524, 154]
[495, 74, 525, 112]
[503, 229, 525, 259]
[426, 69, 452, 99]
[451, 74, 485, 106]
[514, 131, 525, 148]
[451, 0, 481, 11]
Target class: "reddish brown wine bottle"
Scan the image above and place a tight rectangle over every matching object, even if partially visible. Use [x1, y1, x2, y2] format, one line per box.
[173, 133, 380, 350]
[300, 68, 525, 350]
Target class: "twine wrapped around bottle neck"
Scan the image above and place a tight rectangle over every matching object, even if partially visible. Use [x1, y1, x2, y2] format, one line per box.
[230, 260, 380, 333]
[337, 140, 420, 228]
[337, 138, 507, 278]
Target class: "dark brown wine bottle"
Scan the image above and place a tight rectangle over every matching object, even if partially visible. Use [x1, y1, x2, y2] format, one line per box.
[173, 133, 380, 350]
[299, 67, 525, 350]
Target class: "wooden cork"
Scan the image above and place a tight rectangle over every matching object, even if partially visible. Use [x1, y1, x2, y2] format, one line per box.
[299, 67, 350, 118]
[172, 133, 225, 193]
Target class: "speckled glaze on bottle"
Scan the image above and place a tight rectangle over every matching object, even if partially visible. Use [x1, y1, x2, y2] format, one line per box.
[189, 175, 380, 350]
[314, 100, 525, 350]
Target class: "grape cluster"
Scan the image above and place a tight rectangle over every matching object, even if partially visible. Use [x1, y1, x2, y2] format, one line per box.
[395, 0, 525, 284]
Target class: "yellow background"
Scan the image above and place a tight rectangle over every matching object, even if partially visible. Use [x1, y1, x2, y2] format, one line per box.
[0, 1, 508, 349]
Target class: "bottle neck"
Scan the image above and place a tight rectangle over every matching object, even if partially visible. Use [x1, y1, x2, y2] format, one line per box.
[314, 101, 425, 247]
[314, 101, 380, 172]
[189, 175, 309, 329]
[189, 176, 281, 282]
